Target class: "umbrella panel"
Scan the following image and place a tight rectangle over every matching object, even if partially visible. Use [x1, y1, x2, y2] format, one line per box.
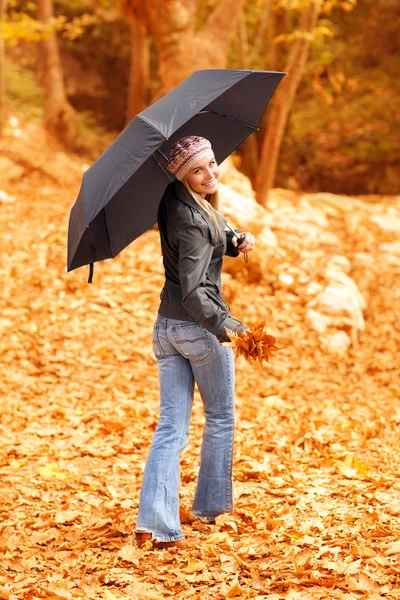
[69, 208, 112, 271]
[104, 156, 173, 258]
[206, 71, 285, 127]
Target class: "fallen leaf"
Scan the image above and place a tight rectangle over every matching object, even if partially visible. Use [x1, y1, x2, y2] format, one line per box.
[38, 463, 70, 480]
[222, 575, 243, 598]
[181, 558, 207, 574]
[118, 544, 142, 565]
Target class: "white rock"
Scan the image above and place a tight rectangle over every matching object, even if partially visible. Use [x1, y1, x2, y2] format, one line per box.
[310, 266, 366, 333]
[305, 281, 325, 296]
[0, 157, 24, 181]
[313, 284, 365, 330]
[219, 157, 255, 200]
[324, 266, 366, 310]
[353, 252, 375, 266]
[279, 273, 294, 287]
[370, 214, 400, 234]
[306, 308, 331, 333]
[271, 205, 329, 229]
[327, 255, 351, 273]
[322, 331, 351, 355]
[380, 241, 400, 256]
[219, 182, 278, 247]
[0, 189, 16, 204]
[266, 188, 300, 210]
[301, 192, 366, 213]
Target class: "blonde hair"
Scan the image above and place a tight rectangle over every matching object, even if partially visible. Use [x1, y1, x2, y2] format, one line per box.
[181, 177, 224, 241]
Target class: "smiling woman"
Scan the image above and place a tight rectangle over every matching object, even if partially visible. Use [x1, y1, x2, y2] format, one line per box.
[135, 135, 255, 549]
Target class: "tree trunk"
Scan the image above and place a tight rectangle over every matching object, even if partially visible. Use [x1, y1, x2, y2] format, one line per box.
[238, 11, 248, 68]
[268, 6, 288, 71]
[125, 19, 150, 125]
[0, 0, 8, 135]
[255, 0, 321, 206]
[37, 0, 76, 145]
[145, 0, 245, 92]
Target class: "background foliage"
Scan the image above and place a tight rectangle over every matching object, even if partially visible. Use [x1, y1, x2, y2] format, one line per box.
[3, 0, 399, 193]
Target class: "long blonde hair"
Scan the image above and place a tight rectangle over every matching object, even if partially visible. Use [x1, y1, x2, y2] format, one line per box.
[181, 177, 224, 241]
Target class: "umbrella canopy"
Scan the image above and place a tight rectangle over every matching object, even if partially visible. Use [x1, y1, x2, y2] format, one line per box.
[67, 69, 285, 275]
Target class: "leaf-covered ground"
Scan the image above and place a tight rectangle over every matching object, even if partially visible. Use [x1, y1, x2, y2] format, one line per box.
[1, 122, 400, 600]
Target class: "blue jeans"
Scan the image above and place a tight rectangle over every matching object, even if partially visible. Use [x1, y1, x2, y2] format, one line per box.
[136, 315, 235, 542]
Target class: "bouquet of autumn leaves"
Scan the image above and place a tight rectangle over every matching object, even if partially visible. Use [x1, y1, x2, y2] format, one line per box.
[222, 321, 281, 367]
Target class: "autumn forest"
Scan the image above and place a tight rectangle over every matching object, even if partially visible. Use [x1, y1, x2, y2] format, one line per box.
[1, 0, 400, 599]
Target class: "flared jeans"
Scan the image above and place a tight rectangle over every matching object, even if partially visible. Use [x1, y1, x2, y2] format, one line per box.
[136, 315, 235, 542]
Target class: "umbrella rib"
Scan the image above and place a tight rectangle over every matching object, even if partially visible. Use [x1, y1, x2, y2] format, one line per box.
[155, 148, 169, 162]
[152, 152, 174, 180]
[103, 208, 115, 258]
[199, 110, 258, 130]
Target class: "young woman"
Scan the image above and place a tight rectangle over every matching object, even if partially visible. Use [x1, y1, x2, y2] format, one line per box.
[135, 136, 255, 549]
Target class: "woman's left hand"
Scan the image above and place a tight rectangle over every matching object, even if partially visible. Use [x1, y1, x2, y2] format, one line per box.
[232, 232, 255, 253]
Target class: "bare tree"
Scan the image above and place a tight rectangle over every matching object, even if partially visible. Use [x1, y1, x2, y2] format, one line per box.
[37, 0, 76, 145]
[255, 0, 322, 206]
[0, 0, 8, 135]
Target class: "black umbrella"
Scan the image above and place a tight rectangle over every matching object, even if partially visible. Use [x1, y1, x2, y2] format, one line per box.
[67, 69, 285, 280]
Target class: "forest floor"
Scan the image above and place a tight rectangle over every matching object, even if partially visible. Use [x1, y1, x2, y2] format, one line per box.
[1, 119, 400, 600]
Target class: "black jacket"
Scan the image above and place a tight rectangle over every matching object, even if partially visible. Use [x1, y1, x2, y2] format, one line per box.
[157, 180, 246, 342]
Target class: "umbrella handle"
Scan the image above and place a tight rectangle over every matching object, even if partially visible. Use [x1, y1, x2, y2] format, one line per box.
[88, 262, 94, 283]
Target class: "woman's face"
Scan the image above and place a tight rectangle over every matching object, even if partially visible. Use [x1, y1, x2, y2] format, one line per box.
[184, 155, 220, 198]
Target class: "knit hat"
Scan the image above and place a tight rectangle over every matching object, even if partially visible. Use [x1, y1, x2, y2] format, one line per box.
[167, 136, 214, 181]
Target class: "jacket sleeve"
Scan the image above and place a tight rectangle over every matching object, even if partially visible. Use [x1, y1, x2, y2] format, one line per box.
[224, 229, 241, 258]
[177, 223, 246, 342]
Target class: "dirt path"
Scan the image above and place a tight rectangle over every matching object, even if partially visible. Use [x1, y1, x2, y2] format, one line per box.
[1, 131, 399, 599]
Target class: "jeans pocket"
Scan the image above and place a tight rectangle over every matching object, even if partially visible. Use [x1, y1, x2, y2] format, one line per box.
[171, 322, 212, 361]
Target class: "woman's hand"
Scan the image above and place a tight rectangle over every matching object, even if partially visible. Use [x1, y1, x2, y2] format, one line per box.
[232, 232, 255, 253]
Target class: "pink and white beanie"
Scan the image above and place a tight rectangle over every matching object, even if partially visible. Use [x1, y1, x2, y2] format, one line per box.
[167, 136, 214, 181]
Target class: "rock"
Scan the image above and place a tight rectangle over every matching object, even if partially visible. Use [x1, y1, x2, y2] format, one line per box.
[309, 259, 366, 336]
[311, 282, 365, 332]
[322, 331, 351, 355]
[0, 157, 24, 181]
[219, 182, 278, 248]
[278, 273, 294, 288]
[327, 255, 351, 273]
[271, 205, 329, 230]
[0, 189, 16, 204]
[301, 192, 366, 213]
[370, 214, 400, 234]
[265, 201, 341, 249]
[352, 252, 376, 267]
[219, 157, 255, 200]
[380, 241, 400, 256]
[306, 308, 331, 334]
[305, 281, 325, 297]
[267, 188, 301, 209]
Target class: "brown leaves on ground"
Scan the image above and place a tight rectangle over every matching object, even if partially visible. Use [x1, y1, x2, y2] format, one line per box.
[0, 119, 400, 599]
[223, 321, 280, 366]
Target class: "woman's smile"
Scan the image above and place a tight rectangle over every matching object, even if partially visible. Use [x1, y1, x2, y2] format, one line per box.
[202, 178, 217, 187]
